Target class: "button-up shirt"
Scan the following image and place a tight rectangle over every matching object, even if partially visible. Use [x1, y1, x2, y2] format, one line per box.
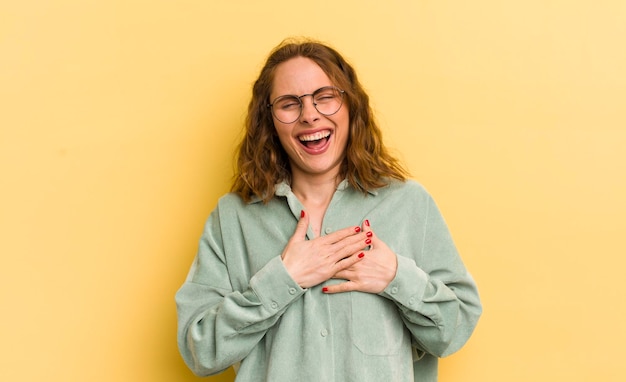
[176, 179, 482, 381]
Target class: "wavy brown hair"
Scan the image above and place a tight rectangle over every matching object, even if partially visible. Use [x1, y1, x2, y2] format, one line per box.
[231, 38, 408, 203]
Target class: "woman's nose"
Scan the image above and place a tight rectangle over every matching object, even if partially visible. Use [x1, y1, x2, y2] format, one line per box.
[298, 96, 321, 124]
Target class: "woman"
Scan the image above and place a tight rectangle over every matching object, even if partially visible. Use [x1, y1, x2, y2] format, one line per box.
[176, 38, 482, 381]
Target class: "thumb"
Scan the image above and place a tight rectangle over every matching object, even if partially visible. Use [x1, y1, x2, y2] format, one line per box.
[292, 209, 310, 240]
[362, 218, 374, 249]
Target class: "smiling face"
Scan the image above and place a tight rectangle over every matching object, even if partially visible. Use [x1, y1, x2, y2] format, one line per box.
[270, 57, 350, 183]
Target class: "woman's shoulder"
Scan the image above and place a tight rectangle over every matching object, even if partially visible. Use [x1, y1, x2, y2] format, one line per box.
[379, 178, 432, 199]
[215, 192, 250, 209]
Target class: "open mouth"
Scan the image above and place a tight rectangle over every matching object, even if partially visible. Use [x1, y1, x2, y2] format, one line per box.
[298, 130, 331, 149]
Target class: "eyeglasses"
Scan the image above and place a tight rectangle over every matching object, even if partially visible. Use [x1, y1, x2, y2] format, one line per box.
[268, 86, 345, 124]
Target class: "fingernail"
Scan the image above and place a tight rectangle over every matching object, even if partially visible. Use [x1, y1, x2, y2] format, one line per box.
[365, 238, 372, 245]
[322, 287, 329, 292]
[301, 210, 305, 218]
[364, 219, 370, 227]
[366, 231, 373, 237]
[354, 226, 361, 233]
[358, 252, 365, 258]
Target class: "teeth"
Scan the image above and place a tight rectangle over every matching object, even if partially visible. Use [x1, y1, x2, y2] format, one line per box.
[299, 131, 331, 142]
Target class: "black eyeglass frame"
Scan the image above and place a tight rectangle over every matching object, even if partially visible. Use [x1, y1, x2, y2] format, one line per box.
[267, 86, 346, 124]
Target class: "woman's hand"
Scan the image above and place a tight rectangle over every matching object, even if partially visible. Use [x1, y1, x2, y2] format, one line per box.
[323, 220, 398, 294]
[281, 210, 368, 289]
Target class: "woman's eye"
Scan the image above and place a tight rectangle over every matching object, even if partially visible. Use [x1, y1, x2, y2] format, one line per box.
[280, 102, 299, 110]
[315, 95, 335, 102]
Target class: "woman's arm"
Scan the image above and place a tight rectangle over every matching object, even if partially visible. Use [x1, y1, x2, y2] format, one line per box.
[379, 194, 482, 357]
[323, 190, 482, 358]
[175, 208, 305, 376]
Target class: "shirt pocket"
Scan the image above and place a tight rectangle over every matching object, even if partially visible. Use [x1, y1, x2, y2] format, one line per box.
[351, 291, 407, 356]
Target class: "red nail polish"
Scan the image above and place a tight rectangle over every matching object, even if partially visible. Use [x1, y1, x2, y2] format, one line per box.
[365, 238, 372, 245]
[366, 231, 373, 237]
[301, 210, 305, 218]
[354, 226, 361, 233]
[322, 287, 329, 292]
[358, 252, 365, 258]
[364, 219, 370, 227]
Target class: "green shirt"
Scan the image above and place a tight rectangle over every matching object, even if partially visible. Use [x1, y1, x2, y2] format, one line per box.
[176, 179, 482, 381]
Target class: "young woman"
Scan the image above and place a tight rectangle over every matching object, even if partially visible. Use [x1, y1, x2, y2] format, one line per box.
[176, 39, 482, 382]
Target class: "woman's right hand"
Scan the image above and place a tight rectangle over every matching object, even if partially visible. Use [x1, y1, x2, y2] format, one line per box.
[281, 210, 368, 289]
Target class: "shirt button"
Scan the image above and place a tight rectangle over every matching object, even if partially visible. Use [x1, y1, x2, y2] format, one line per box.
[324, 227, 332, 234]
[391, 286, 398, 294]
[320, 329, 328, 337]
[409, 297, 415, 305]
[270, 301, 278, 309]
[289, 288, 296, 295]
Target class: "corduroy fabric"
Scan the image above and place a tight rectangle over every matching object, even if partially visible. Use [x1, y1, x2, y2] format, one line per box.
[176, 179, 482, 381]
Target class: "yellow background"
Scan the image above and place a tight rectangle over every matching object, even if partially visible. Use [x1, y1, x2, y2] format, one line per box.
[2, 1, 625, 381]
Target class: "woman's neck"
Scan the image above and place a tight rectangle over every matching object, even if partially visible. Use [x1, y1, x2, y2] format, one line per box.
[291, 173, 341, 237]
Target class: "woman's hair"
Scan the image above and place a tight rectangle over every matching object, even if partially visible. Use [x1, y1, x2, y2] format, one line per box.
[231, 38, 408, 203]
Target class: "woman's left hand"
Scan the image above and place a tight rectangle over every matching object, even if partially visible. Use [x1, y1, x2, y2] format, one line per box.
[323, 220, 398, 294]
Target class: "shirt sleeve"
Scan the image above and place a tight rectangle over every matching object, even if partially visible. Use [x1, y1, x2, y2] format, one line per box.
[379, 193, 482, 358]
[175, 206, 305, 377]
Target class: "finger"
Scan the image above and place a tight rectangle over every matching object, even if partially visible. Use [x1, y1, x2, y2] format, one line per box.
[323, 280, 357, 294]
[333, 251, 364, 280]
[320, 224, 362, 245]
[327, 235, 369, 263]
[363, 219, 371, 230]
[362, 218, 374, 249]
[333, 267, 355, 281]
[292, 209, 309, 241]
[334, 251, 365, 269]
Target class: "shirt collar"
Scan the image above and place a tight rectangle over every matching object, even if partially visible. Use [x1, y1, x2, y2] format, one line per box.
[247, 179, 378, 204]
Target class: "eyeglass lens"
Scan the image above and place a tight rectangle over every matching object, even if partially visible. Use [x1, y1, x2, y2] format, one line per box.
[271, 86, 344, 124]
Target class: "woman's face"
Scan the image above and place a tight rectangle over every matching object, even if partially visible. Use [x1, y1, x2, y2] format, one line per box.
[270, 57, 350, 183]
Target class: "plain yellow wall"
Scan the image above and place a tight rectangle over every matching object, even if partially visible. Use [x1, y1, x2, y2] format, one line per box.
[2, 1, 625, 381]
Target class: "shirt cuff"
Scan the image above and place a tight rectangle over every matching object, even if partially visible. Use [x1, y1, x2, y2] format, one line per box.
[379, 255, 429, 309]
[249, 256, 305, 312]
